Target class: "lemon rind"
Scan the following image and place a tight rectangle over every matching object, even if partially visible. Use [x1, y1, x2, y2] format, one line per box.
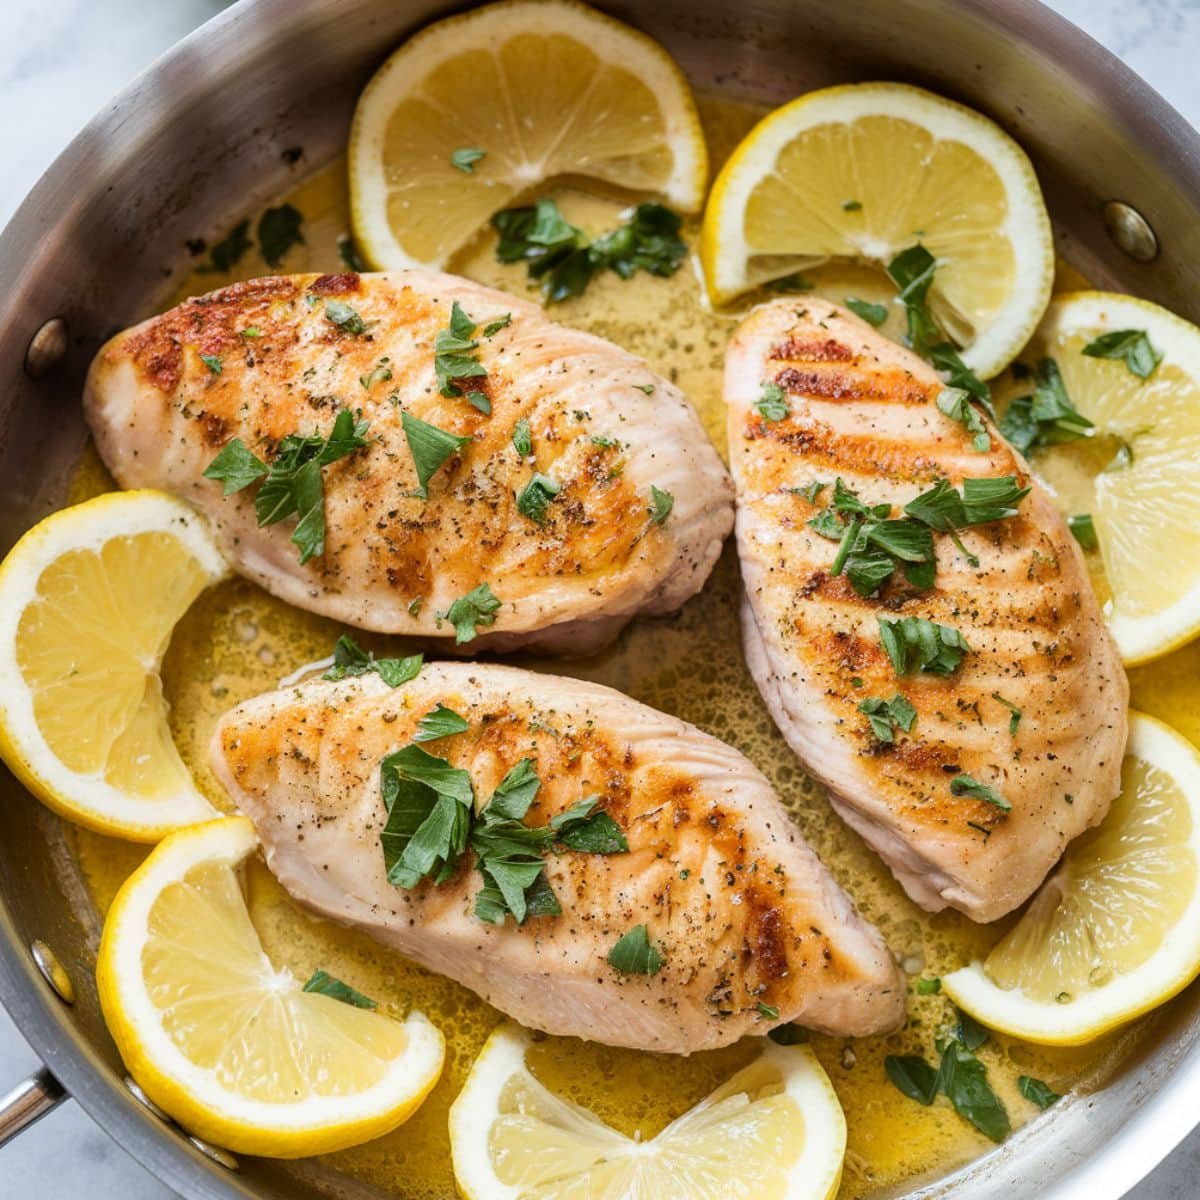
[98, 817, 446, 1157]
[701, 81, 1054, 378]
[944, 713, 1200, 1045]
[0, 490, 227, 841]
[349, 0, 708, 272]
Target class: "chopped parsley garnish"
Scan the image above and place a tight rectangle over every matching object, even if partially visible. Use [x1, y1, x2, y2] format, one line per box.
[482, 313, 511, 338]
[240, 326, 263, 339]
[902, 476, 1030, 566]
[552, 796, 629, 853]
[401, 411, 471, 499]
[338, 234, 366, 272]
[649, 485, 674, 525]
[257, 203, 305, 267]
[634, 383, 655, 395]
[492, 198, 686, 304]
[202, 408, 369, 564]
[991, 693, 1022, 735]
[607, 924, 664, 975]
[858, 694, 917, 743]
[516, 473, 561, 524]
[793, 480, 828, 503]
[414, 703, 470, 742]
[937, 386, 990, 453]
[1068, 512, 1098, 551]
[842, 199, 863, 212]
[200, 353, 223, 375]
[302, 970, 376, 1009]
[999, 357, 1093, 453]
[360, 360, 393, 390]
[879, 616, 969, 677]
[916, 977, 942, 995]
[1082, 328, 1162, 379]
[450, 147, 487, 173]
[885, 1011, 1010, 1143]
[325, 299, 368, 335]
[951, 773, 1011, 813]
[845, 297, 887, 327]
[1018, 1076, 1061, 1110]
[756, 1002, 780, 1020]
[207, 218, 252, 273]
[322, 634, 422, 687]
[440, 582, 502, 644]
[434, 301, 489, 403]
[512, 417, 533, 457]
[755, 381, 791, 421]
[886, 244, 991, 406]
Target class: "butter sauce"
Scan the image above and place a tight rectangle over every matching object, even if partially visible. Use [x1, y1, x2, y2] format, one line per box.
[66, 95, 1181, 1198]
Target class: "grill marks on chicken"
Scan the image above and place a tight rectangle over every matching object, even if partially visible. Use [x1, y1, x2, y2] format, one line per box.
[727, 298, 1128, 923]
[83, 271, 733, 653]
[211, 665, 905, 1052]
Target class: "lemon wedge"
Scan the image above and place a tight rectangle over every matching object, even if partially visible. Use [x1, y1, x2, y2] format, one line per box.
[944, 713, 1200, 1045]
[450, 1024, 845, 1200]
[97, 816, 445, 1157]
[1015, 291, 1200, 664]
[0, 490, 226, 840]
[700, 82, 1053, 377]
[348, 0, 707, 270]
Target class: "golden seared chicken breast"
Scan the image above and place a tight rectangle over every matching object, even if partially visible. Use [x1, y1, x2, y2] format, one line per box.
[84, 271, 733, 654]
[726, 298, 1128, 923]
[211, 664, 905, 1052]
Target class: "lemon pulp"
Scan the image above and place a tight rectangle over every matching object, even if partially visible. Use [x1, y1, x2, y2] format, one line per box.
[58, 94, 1161, 1199]
[986, 756, 1194, 1001]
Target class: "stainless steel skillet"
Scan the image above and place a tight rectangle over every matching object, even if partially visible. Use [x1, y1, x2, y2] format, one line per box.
[0, 0, 1197, 1196]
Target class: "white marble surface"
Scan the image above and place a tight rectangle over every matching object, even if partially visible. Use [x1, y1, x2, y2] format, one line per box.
[0, 0, 1198, 1196]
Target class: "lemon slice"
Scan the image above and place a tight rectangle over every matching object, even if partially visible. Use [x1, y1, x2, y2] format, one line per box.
[450, 1024, 845, 1200]
[944, 713, 1200, 1045]
[97, 816, 445, 1157]
[348, 0, 707, 270]
[701, 82, 1053, 377]
[1017, 291, 1200, 664]
[0, 490, 227, 841]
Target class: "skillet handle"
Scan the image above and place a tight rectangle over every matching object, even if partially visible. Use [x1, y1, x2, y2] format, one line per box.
[0, 1068, 66, 1147]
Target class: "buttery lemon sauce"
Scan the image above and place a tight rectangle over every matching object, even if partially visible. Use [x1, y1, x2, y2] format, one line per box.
[66, 96, 1186, 1198]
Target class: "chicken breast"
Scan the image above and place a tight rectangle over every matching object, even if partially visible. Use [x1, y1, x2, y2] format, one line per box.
[727, 298, 1128, 923]
[83, 271, 733, 654]
[211, 663, 905, 1052]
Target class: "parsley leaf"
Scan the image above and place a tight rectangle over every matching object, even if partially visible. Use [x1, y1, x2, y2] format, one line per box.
[325, 299, 368, 335]
[204, 409, 369, 564]
[322, 634, 422, 687]
[1018, 1076, 1061, 1110]
[917, 977, 942, 995]
[302, 969, 376, 1010]
[414, 703, 469, 742]
[879, 616, 970, 676]
[208, 219, 252, 273]
[607, 925, 664, 975]
[991, 692, 1022, 735]
[1068, 512, 1098, 551]
[999, 357, 1094, 453]
[951, 773, 1011, 813]
[482, 313, 511, 338]
[401, 411, 471, 499]
[200, 353, 223, 375]
[904, 476, 1030, 540]
[845, 297, 888, 327]
[434, 301, 489, 400]
[755, 381, 791, 421]
[649, 486, 674, 525]
[492, 199, 685, 304]
[937, 387, 991, 453]
[202, 438, 268, 494]
[441, 582, 501, 644]
[516, 473, 561, 524]
[938, 1041, 1011, 1143]
[552, 797, 629, 854]
[858, 694, 917, 743]
[360, 361, 393, 390]
[1082, 328, 1162, 379]
[257, 203, 304, 267]
[512, 417, 533, 458]
[886, 1055, 940, 1105]
[757, 1002, 780, 1020]
[451, 147, 487, 173]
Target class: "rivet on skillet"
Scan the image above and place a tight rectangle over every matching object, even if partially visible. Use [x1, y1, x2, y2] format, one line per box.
[29, 940, 74, 1005]
[188, 1134, 239, 1170]
[123, 1076, 171, 1124]
[1102, 200, 1159, 262]
[23, 317, 69, 380]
